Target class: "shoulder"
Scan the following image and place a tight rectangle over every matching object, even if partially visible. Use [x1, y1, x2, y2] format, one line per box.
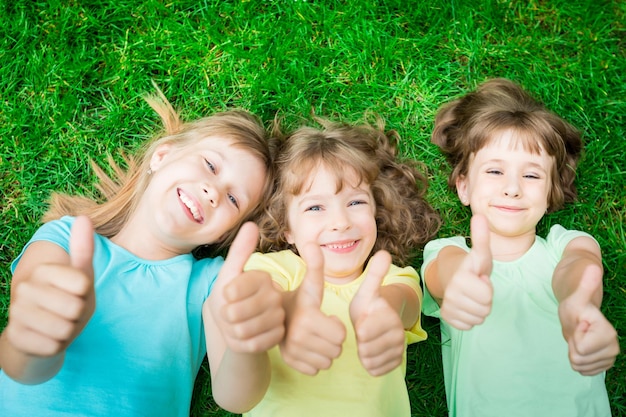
[382, 263, 421, 292]
[421, 235, 468, 272]
[541, 224, 598, 254]
[245, 250, 304, 290]
[10, 216, 76, 273]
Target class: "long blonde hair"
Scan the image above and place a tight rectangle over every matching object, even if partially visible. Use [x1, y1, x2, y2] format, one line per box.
[44, 86, 273, 256]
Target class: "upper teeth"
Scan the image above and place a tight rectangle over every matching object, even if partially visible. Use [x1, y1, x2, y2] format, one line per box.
[180, 193, 201, 221]
[327, 242, 355, 249]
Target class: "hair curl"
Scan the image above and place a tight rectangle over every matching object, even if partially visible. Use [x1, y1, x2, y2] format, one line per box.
[258, 117, 441, 266]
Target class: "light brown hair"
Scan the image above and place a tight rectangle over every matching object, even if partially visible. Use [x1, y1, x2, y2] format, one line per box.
[259, 117, 441, 266]
[431, 78, 582, 212]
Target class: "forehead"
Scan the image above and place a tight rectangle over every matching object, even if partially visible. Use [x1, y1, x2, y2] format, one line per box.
[474, 132, 554, 168]
[298, 163, 365, 194]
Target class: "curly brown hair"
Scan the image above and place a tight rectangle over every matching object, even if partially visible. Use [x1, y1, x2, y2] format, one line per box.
[431, 78, 582, 212]
[258, 117, 441, 266]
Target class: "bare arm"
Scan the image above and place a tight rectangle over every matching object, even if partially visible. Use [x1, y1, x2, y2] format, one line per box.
[204, 223, 284, 413]
[423, 215, 494, 330]
[203, 299, 273, 413]
[0, 216, 95, 384]
[552, 236, 603, 305]
[553, 236, 619, 375]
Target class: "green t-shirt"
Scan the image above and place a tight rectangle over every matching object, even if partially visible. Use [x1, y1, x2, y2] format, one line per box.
[421, 225, 611, 417]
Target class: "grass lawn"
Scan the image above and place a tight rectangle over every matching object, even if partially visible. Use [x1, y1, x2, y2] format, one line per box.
[1, 1, 624, 416]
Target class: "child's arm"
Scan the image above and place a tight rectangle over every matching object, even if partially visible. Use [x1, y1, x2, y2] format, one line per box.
[349, 250, 417, 376]
[0, 216, 95, 384]
[553, 236, 620, 375]
[204, 223, 284, 413]
[279, 243, 347, 376]
[423, 215, 494, 330]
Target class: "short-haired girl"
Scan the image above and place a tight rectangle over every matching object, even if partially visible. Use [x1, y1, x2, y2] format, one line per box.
[0, 87, 283, 416]
[422, 78, 619, 417]
[224, 117, 440, 416]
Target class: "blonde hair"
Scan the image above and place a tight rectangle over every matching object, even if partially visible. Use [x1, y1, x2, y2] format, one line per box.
[44, 87, 273, 256]
[431, 78, 582, 212]
[259, 117, 440, 266]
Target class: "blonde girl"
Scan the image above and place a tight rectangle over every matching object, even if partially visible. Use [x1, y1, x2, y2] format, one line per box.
[0, 87, 283, 416]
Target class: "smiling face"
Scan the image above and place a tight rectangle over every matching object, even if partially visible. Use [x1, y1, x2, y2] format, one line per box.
[456, 130, 554, 243]
[134, 136, 266, 255]
[285, 164, 377, 284]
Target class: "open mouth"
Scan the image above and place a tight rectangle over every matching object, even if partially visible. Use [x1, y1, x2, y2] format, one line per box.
[178, 189, 204, 223]
[323, 240, 358, 252]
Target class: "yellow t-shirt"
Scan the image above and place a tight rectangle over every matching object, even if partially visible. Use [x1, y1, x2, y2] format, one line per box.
[244, 250, 426, 417]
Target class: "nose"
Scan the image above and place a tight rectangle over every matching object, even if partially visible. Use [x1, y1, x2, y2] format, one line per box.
[330, 207, 351, 232]
[203, 184, 220, 207]
[503, 175, 521, 198]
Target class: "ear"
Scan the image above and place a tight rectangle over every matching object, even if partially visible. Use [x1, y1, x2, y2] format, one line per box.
[285, 230, 295, 245]
[456, 175, 470, 206]
[149, 144, 173, 172]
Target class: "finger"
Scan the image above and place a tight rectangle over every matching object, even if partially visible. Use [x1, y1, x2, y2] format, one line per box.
[69, 216, 95, 283]
[226, 325, 285, 354]
[298, 242, 326, 308]
[223, 270, 273, 303]
[355, 251, 391, 303]
[219, 222, 259, 284]
[469, 214, 492, 277]
[15, 278, 88, 321]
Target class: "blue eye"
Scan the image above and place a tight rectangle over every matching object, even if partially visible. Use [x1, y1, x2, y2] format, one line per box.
[205, 159, 216, 173]
[349, 200, 366, 206]
[228, 194, 239, 209]
[305, 205, 322, 212]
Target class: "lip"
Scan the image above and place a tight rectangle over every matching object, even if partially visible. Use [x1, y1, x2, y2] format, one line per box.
[492, 204, 524, 213]
[321, 239, 359, 254]
[178, 188, 205, 224]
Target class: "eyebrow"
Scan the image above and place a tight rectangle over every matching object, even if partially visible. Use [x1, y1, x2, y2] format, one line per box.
[480, 158, 549, 172]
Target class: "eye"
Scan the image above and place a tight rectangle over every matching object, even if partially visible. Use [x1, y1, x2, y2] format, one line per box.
[227, 193, 239, 209]
[523, 173, 540, 179]
[486, 169, 503, 175]
[204, 159, 216, 174]
[348, 200, 367, 207]
[305, 205, 322, 212]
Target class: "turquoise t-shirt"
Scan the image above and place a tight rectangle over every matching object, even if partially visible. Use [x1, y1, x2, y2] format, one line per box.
[421, 225, 611, 417]
[0, 216, 222, 417]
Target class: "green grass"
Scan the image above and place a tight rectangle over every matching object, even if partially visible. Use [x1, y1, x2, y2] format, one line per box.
[1, 0, 624, 415]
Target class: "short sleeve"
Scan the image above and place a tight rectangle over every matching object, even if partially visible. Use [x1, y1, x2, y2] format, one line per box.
[245, 251, 303, 291]
[420, 236, 469, 318]
[545, 224, 598, 255]
[11, 216, 75, 273]
[381, 264, 427, 344]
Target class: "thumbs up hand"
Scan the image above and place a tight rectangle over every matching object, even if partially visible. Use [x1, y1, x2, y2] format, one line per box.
[558, 266, 619, 375]
[350, 250, 405, 376]
[6, 215, 96, 358]
[279, 243, 346, 375]
[209, 222, 285, 354]
[440, 214, 494, 330]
